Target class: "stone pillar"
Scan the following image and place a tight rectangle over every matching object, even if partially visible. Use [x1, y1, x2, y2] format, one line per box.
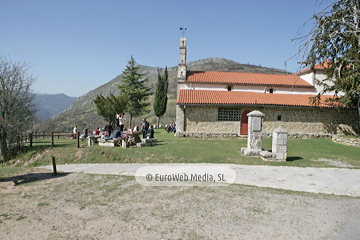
[241, 110, 265, 156]
[122, 138, 128, 148]
[247, 110, 265, 152]
[88, 136, 96, 146]
[272, 127, 288, 161]
[175, 105, 185, 135]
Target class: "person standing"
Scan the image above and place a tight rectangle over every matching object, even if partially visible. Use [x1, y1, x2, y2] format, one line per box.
[115, 114, 120, 130]
[73, 126, 77, 139]
[119, 114, 125, 132]
[141, 118, 150, 139]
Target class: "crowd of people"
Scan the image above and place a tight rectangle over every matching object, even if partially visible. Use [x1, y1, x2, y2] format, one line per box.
[72, 113, 177, 141]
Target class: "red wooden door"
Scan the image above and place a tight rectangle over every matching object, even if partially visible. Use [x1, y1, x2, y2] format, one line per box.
[240, 110, 250, 135]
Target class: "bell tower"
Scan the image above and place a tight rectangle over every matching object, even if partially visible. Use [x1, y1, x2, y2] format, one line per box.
[177, 38, 187, 81]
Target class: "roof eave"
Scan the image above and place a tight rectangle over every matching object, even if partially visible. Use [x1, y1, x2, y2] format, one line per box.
[176, 102, 346, 109]
[184, 81, 314, 88]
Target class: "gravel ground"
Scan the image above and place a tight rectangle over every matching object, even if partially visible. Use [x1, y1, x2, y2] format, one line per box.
[1, 171, 360, 240]
[39, 163, 360, 197]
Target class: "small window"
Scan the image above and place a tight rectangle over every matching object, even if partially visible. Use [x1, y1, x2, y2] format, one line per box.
[277, 115, 282, 121]
[227, 86, 232, 91]
[218, 107, 240, 121]
[269, 89, 274, 93]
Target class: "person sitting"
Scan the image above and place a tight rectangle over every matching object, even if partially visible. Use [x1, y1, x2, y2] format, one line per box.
[166, 121, 176, 133]
[112, 129, 121, 139]
[147, 125, 155, 138]
[104, 122, 113, 137]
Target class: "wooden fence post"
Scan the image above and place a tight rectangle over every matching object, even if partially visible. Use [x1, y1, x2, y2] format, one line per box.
[52, 156, 57, 175]
[77, 132, 80, 148]
[51, 132, 54, 147]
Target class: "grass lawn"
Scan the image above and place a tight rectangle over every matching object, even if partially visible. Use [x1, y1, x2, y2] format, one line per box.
[2, 129, 360, 168]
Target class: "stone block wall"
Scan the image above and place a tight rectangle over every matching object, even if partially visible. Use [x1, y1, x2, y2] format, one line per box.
[185, 105, 239, 133]
[176, 104, 359, 137]
[257, 106, 358, 135]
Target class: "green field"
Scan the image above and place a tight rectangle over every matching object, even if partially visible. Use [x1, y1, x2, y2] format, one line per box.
[2, 129, 359, 169]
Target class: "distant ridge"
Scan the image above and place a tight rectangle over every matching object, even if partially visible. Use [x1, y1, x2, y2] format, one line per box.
[34, 93, 77, 119]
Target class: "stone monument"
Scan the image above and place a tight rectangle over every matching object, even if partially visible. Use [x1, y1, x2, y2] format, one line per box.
[241, 110, 265, 156]
[260, 127, 288, 162]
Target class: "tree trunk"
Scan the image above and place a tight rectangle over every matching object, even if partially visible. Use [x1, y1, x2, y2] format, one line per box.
[157, 116, 160, 129]
[358, 93, 360, 134]
[129, 113, 133, 129]
[0, 129, 9, 161]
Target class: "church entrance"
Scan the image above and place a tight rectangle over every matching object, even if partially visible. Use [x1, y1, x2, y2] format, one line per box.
[240, 110, 251, 135]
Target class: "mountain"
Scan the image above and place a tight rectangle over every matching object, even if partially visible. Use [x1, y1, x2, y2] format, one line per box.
[34, 93, 77, 119]
[39, 58, 291, 132]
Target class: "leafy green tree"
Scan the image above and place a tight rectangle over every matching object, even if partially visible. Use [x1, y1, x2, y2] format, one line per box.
[153, 67, 169, 127]
[93, 93, 128, 123]
[117, 56, 151, 128]
[0, 56, 37, 161]
[291, 0, 360, 121]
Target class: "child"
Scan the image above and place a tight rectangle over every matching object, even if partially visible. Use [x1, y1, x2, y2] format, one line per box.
[148, 125, 154, 139]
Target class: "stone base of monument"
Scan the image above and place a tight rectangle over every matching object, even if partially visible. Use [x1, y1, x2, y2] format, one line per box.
[241, 148, 287, 162]
[259, 150, 286, 162]
[241, 147, 262, 156]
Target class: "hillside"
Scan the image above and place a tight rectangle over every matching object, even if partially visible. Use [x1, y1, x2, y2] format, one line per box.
[34, 93, 77, 119]
[39, 58, 291, 132]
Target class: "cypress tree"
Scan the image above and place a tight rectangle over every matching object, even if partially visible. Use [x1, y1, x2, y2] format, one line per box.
[154, 67, 169, 127]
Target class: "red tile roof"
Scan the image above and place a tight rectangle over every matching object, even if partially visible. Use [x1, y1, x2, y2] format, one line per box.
[186, 71, 313, 87]
[296, 60, 333, 75]
[177, 89, 340, 108]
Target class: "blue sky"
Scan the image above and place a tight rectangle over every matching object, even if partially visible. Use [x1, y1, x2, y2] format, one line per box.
[1, 0, 330, 97]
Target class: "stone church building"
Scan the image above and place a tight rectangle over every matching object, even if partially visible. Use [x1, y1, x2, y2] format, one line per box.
[175, 38, 358, 137]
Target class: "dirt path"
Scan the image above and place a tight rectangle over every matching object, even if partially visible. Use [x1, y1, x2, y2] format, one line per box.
[1, 171, 360, 239]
